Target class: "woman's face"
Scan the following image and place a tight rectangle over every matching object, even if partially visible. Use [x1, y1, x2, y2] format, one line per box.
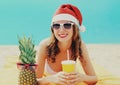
[51, 20, 74, 42]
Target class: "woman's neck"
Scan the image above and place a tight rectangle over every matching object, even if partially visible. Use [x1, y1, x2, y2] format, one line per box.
[58, 40, 72, 52]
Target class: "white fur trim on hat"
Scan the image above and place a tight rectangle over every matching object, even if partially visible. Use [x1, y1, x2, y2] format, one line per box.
[52, 14, 79, 25]
[79, 25, 86, 32]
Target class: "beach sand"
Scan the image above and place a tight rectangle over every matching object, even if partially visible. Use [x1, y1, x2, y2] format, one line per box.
[87, 44, 120, 76]
[0, 44, 120, 84]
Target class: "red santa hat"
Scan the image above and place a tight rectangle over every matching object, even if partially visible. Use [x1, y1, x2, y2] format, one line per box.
[52, 4, 86, 32]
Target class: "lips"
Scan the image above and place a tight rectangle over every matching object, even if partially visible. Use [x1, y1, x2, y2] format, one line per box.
[59, 34, 68, 38]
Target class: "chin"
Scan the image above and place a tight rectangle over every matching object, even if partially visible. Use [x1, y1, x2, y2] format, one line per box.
[58, 38, 70, 42]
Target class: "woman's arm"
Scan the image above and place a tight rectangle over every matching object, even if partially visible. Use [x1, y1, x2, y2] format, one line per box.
[80, 41, 96, 75]
[66, 72, 97, 85]
[37, 72, 69, 85]
[36, 39, 51, 84]
[36, 39, 47, 78]
[79, 41, 98, 84]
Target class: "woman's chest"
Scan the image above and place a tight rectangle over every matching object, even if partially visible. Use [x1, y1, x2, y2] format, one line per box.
[48, 53, 68, 72]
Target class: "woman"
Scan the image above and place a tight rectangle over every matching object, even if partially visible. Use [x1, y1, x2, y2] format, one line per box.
[36, 4, 97, 85]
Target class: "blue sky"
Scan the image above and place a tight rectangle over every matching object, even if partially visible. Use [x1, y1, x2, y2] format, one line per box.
[0, 0, 120, 45]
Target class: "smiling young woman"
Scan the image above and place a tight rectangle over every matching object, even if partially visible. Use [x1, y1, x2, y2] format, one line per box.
[36, 4, 97, 85]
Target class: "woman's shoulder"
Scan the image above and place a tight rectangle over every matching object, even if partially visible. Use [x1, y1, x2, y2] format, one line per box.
[80, 40, 88, 52]
[80, 40, 85, 46]
[39, 37, 50, 46]
[37, 38, 50, 57]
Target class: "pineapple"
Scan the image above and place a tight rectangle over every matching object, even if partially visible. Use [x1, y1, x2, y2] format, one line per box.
[17, 36, 38, 85]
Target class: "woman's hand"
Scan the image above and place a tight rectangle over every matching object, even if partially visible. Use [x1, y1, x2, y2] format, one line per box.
[66, 72, 84, 85]
[51, 71, 69, 85]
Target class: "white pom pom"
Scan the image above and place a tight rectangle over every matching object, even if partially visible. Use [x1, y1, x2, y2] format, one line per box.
[79, 25, 86, 32]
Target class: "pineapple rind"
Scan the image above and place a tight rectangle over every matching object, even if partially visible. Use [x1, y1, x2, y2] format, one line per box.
[19, 67, 38, 85]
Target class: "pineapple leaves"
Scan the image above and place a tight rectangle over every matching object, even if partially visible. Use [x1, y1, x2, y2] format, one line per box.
[18, 36, 36, 64]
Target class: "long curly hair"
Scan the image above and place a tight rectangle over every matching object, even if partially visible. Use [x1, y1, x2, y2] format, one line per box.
[46, 24, 83, 63]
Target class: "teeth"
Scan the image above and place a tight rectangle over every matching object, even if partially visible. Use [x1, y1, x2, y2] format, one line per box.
[60, 34, 65, 36]
[59, 34, 67, 38]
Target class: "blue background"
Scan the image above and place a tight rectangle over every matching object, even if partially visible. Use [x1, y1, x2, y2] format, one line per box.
[0, 0, 120, 45]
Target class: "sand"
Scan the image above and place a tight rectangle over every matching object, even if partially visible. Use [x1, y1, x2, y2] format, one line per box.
[86, 44, 120, 76]
[0, 44, 120, 84]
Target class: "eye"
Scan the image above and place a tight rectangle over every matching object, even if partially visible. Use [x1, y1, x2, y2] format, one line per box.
[64, 23, 72, 29]
[52, 24, 60, 30]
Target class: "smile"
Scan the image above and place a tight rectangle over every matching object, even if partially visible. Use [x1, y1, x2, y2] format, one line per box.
[59, 34, 68, 38]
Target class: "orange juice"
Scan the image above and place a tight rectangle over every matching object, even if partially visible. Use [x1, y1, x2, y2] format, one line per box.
[61, 60, 75, 73]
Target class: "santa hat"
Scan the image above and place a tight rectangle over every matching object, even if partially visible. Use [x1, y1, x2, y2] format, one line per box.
[52, 4, 86, 32]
